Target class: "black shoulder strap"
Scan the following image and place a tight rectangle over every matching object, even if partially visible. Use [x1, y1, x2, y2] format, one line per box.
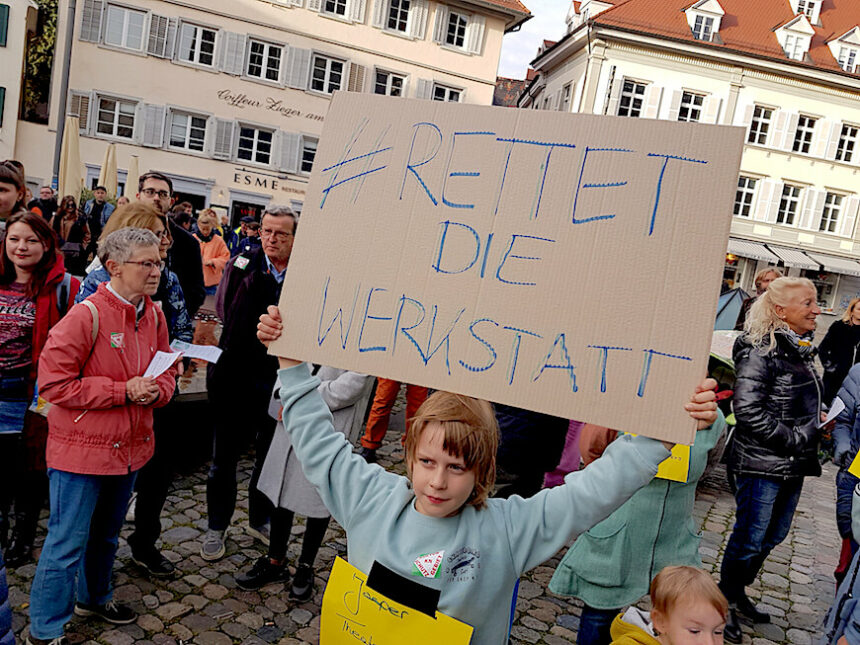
[56, 272, 72, 318]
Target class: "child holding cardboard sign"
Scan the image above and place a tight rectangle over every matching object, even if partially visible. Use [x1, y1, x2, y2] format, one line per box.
[257, 305, 718, 645]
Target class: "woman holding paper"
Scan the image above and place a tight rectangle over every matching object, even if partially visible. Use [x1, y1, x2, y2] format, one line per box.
[719, 277, 823, 643]
[28, 228, 176, 644]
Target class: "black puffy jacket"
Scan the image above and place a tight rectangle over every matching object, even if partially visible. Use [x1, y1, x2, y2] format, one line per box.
[727, 330, 822, 480]
[818, 320, 860, 403]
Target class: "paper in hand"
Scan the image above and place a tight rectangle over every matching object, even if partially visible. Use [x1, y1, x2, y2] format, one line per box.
[170, 340, 223, 363]
[143, 351, 183, 378]
[820, 396, 846, 428]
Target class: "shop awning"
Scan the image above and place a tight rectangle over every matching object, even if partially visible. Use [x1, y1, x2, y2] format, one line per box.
[805, 252, 860, 277]
[767, 246, 819, 270]
[726, 238, 779, 263]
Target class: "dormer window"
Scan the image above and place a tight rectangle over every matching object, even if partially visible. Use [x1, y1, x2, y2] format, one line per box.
[784, 33, 804, 59]
[684, 1, 724, 43]
[792, 0, 821, 25]
[775, 15, 814, 61]
[693, 15, 714, 41]
[829, 28, 860, 73]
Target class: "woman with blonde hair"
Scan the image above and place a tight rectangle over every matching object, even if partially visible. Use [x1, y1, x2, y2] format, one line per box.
[194, 209, 230, 295]
[719, 277, 823, 643]
[819, 297, 860, 404]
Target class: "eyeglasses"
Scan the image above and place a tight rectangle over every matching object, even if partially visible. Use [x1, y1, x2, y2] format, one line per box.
[153, 229, 171, 240]
[260, 228, 294, 241]
[140, 188, 171, 199]
[125, 260, 165, 272]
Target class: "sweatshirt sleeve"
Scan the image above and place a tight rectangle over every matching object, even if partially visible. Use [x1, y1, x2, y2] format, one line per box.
[277, 364, 403, 529]
[500, 433, 669, 574]
[317, 371, 371, 412]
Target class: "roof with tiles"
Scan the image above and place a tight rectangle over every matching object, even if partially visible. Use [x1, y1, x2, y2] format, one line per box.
[584, 0, 860, 75]
[476, 0, 531, 17]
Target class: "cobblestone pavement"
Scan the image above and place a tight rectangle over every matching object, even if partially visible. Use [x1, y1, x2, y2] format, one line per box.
[9, 402, 838, 644]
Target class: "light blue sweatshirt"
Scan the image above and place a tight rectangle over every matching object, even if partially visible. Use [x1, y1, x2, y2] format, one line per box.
[276, 364, 670, 645]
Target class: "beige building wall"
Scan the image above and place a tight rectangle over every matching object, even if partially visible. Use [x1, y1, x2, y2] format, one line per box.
[0, 0, 38, 162]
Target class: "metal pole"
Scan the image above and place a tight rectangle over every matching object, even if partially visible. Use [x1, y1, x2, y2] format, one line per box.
[51, 0, 77, 188]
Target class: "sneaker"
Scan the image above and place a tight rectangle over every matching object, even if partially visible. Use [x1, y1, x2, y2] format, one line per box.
[26, 636, 66, 645]
[125, 493, 137, 523]
[74, 600, 137, 625]
[246, 523, 271, 546]
[235, 556, 290, 591]
[200, 528, 226, 561]
[723, 607, 743, 644]
[132, 547, 176, 578]
[290, 563, 315, 601]
[358, 447, 377, 463]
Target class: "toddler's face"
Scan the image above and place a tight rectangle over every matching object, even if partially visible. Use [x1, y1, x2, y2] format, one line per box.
[409, 422, 477, 518]
[653, 599, 725, 645]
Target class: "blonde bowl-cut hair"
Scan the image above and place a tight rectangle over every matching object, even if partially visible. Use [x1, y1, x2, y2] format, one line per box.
[745, 276, 817, 350]
[100, 201, 172, 246]
[404, 391, 499, 510]
[196, 209, 218, 227]
[754, 267, 782, 290]
[842, 297, 860, 325]
[650, 565, 728, 621]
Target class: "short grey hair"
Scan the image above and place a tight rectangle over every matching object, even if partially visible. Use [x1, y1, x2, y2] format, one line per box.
[262, 205, 297, 232]
[98, 227, 160, 265]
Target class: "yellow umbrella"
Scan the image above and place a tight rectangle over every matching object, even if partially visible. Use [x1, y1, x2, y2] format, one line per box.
[57, 116, 83, 201]
[98, 143, 118, 199]
[124, 155, 140, 200]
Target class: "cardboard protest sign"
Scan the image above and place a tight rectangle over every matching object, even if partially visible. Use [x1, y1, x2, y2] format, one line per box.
[270, 93, 744, 444]
[320, 557, 473, 644]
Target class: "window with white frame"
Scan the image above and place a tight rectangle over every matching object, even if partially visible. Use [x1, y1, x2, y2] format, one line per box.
[387, 0, 410, 32]
[301, 137, 318, 174]
[445, 11, 467, 48]
[433, 83, 461, 102]
[96, 96, 136, 139]
[310, 54, 344, 94]
[692, 15, 714, 41]
[168, 112, 207, 152]
[838, 46, 859, 73]
[734, 176, 757, 217]
[247, 40, 283, 82]
[617, 80, 646, 117]
[374, 70, 405, 96]
[792, 115, 817, 153]
[104, 5, 146, 50]
[323, 0, 348, 16]
[783, 33, 805, 60]
[678, 91, 704, 122]
[237, 126, 273, 165]
[797, 0, 816, 17]
[748, 105, 773, 144]
[178, 23, 217, 66]
[836, 124, 858, 162]
[560, 83, 572, 112]
[820, 192, 843, 233]
[777, 184, 802, 225]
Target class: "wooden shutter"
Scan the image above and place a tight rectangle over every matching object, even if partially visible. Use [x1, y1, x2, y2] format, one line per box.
[740, 103, 754, 129]
[279, 131, 301, 174]
[826, 122, 842, 160]
[799, 188, 825, 230]
[68, 92, 92, 134]
[350, 0, 367, 23]
[79, 0, 104, 42]
[642, 85, 662, 119]
[291, 0, 305, 5]
[754, 179, 777, 222]
[770, 110, 789, 149]
[606, 79, 622, 116]
[147, 14, 177, 58]
[667, 90, 682, 121]
[372, 0, 387, 27]
[141, 105, 166, 148]
[408, 0, 428, 39]
[766, 181, 783, 223]
[701, 96, 721, 124]
[841, 196, 860, 238]
[467, 14, 485, 54]
[347, 63, 367, 92]
[416, 78, 432, 100]
[218, 32, 246, 75]
[308, 0, 322, 11]
[287, 48, 312, 89]
[432, 4, 448, 43]
[212, 119, 235, 160]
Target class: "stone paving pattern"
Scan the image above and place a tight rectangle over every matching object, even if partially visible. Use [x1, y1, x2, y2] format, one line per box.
[8, 400, 839, 645]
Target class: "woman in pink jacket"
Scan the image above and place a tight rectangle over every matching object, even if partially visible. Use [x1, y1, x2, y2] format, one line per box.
[27, 228, 177, 645]
[194, 209, 230, 295]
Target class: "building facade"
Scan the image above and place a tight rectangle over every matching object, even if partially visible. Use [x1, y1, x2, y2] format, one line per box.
[522, 0, 860, 326]
[2, 0, 528, 223]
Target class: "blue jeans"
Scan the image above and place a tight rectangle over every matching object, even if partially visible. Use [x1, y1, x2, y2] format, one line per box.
[719, 475, 803, 603]
[29, 469, 137, 639]
[577, 604, 617, 645]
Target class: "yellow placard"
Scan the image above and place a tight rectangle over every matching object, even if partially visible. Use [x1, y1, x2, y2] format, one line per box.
[848, 451, 860, 478]
[320, 557, 473, 645]
[656, 444, 691, 483]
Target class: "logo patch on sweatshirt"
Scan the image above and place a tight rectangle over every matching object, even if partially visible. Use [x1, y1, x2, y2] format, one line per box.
[234, 256, 250, 270]
[412, 551, 444, 579]
[110, 333, 124, 349]
[444, 547, 481, 583]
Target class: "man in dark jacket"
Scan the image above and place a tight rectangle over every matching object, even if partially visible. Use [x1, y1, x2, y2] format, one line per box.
[136, 171, 205, 316]
[201, 205, 296, 562]
[27, 186, 57, 220]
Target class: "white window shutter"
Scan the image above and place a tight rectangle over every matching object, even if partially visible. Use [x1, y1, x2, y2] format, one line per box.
[642, 85, 662, 119]
[350, 0, 367, 23]
[308, 0, 322, 11]
[147, 15, 168, 57]
[799, 188, 823, 229]
[372, 0, 387, 27]
[767, 182, 784, 224]
[432, 4, 448, 43]
[810, 119, 830, 157]
[68, 92, 92, 134]
[702, 96, 721, 124]
[416, 78, 432, 100]
[667, 90, 682, 121]
[287, 48, 312, 89]
[217, 32, 246, 75]
[755, 180, 777, 222]
[467, 14, 485, 54]
[291, 0, 304, 5]
[770, 110, 789, 149]
[141, 104, 166, 148]
[79, 0, 104, 42]
[347, 63, 367, 92]
[740, 103, 754, 128]
[841, 196, 860, 238]
[212, 119, 235, 160]
[408, 0, 428, 40]
[607, 79, 622, 116]
[825, 122, 842, 160]
[278, 131, 301, 174]
[783, 113, 800, 151]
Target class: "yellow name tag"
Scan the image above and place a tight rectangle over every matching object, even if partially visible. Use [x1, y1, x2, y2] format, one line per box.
[848, 452, 860, 478]
[656, 444, 691, 483]
[321, 557, 473, 645]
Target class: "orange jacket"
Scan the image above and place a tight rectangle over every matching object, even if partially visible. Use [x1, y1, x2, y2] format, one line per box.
[195, 234, 230, 287]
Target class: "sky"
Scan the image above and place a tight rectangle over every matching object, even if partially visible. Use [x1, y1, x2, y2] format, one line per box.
[497, 0, 572, 79]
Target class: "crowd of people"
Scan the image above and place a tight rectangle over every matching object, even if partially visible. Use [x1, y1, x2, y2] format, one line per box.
[0, 155, 859, 645]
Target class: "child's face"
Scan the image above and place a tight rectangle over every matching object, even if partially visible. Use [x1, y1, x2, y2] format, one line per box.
[652, 599, 725, 645]
[409, 422, 477, 518]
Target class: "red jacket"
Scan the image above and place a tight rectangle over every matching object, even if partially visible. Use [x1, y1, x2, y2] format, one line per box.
[31, 254, 80, 384]
[38, 282, 176, 475]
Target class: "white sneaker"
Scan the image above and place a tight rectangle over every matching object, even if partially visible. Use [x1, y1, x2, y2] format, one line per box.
[200, 528, 227, 561]
[125, 493, 137, 523]
[246, 523, 271, 546]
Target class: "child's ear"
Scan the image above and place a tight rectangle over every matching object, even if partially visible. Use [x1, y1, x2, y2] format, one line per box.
[650, 609, 667, 638]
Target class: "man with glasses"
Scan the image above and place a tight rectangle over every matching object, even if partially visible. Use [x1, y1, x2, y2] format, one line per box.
[137, 172, 205, 316]
[201, 206, 296, 561]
